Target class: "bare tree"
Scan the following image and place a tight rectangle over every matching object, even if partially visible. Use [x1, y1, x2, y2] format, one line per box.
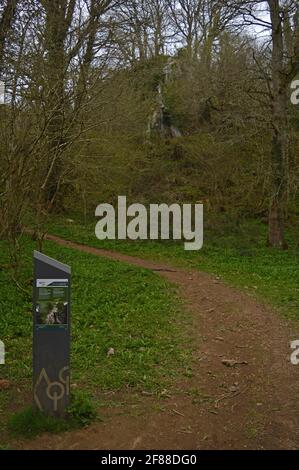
[0, 0, 19, 73]
[167, 0, 236, 62]
[110, 0, 170, 63]
[265, 0, 298, 247]
[223, 0, 299, 247]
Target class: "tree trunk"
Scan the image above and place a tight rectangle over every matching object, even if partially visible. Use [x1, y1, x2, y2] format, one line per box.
[0, 0, 18, 74]
[267, 91, 288, 249]
[41, 0, 74, 209]
[267, 0, 288, 249]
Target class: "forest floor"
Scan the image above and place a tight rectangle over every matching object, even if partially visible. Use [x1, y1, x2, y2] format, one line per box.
[14, 233, 299, 450]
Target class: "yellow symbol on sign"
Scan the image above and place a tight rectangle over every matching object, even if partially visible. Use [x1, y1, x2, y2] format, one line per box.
[34, 366, 70, 412]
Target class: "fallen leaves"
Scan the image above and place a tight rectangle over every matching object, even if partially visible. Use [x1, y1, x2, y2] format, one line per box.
[0, 379, 11, 390]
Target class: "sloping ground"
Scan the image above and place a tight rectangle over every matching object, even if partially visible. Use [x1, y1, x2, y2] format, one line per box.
[17, 234, 299, 450]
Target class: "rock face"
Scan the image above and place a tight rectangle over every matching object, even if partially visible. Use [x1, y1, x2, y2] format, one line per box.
[147, 59, 182, 140]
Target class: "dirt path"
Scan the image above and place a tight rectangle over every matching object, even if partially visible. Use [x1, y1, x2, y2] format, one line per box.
[19, 234, 299, 450]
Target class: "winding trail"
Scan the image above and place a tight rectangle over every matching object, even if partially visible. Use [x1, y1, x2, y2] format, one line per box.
[20, 234, 299, 450]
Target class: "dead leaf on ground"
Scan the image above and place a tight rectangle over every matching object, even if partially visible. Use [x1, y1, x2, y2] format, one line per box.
[0, 379, 11, 390]
[221, 359, 248, 367]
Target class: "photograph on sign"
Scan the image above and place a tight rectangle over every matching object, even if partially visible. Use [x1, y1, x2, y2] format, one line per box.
[36, 279, 69, 327]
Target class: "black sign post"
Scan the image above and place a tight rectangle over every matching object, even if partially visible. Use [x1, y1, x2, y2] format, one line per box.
[33, 251, 71, 417]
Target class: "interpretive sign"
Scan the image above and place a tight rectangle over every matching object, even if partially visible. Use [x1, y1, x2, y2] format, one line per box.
[33, 251, 71, 416]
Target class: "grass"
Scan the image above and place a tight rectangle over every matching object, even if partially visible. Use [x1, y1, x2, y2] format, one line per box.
[0, 234, 189, 444]
[8, 390, 97, 438]
[8, 407, 71, 439]
[2, 212, 298, 443]
[44, 215, 299, 322]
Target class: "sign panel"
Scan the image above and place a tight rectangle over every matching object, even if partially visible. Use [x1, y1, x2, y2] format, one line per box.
[33, 252, 71, 417]
[36, 279, 69, 329]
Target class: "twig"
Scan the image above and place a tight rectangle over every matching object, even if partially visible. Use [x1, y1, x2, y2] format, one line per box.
[171, 408, 185, 417]
[214, 389, 244, 409]
[10, 273, 30, 295]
